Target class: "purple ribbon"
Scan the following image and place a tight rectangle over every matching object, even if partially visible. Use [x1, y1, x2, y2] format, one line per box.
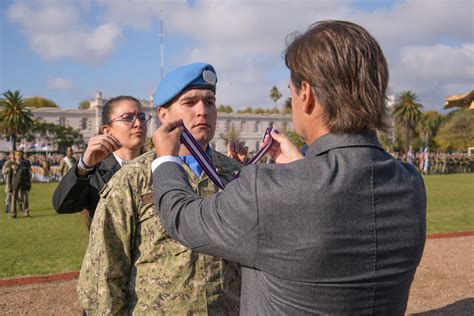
[179, 124, 276, 189]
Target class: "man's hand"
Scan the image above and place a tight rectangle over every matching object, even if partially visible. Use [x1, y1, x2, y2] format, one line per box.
[266, 131, 304, 164]
[82, 134, 122, 167]
[227, 140, 249, 163]
[153, 120, 184, 157]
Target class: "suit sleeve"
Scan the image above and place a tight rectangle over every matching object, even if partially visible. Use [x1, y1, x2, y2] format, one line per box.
[52, 164, 93, 214]
[77, 176, 135, 314]
[154, 162, 259, 268]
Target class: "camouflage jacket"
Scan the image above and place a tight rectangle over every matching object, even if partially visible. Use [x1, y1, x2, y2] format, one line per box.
[78, 150, 242, 315]
[2, 160, 16, 193]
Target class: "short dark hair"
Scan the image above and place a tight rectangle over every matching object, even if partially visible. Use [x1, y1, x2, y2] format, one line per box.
[100, 96, 141, 133]
[284, 20, 389, 133]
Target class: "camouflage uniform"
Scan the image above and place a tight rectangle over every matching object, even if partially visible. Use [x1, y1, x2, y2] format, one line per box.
[2, 159, 16, 213]
[78, 150, 242, 315]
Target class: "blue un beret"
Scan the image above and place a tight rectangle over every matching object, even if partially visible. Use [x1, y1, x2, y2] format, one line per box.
[154, 63, 217, 107]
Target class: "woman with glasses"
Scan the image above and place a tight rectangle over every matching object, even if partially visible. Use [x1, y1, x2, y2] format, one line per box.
[52, 96, 151, 223]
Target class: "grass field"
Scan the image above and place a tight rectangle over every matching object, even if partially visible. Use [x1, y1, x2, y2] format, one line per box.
[0, 183, 89, 278]
[422, 173, 474, 234]
[0, 173, 473, 278]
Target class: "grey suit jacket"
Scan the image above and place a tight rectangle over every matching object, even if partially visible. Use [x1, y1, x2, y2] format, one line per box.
[153, 131, 426, 315]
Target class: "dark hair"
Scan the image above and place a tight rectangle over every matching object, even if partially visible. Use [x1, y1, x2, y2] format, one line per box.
[284, 20, 389, 133]
[100, 95, 141, 134]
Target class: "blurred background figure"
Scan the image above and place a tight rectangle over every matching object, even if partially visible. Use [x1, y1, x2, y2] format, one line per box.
[407, 146, 415, 166]
[11, 150, 32, 218]
[2, 151, 16, 214]
[58, 147, 76, 180]
[423, 147, 430, 175]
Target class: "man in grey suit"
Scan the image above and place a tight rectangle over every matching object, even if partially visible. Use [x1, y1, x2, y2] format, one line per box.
[151, 20, 426, 315]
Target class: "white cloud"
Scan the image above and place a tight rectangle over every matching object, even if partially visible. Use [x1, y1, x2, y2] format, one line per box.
[160, 0, 474, 110]
[47, 77, 74, 91]
[95, 0, 170, 30]
[400, 44, 474, 80]
[349, 0, 474, 109]
[7, 1, 122, 64]
[7, 0, 474, 110]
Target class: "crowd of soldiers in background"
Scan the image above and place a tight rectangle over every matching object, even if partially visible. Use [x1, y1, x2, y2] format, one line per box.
[0, 150, 80, 184]
[0, 147, 472, 185]
[389, 147, 473, 175]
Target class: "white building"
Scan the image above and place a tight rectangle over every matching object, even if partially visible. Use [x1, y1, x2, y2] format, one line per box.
[0, 91, 293, 153]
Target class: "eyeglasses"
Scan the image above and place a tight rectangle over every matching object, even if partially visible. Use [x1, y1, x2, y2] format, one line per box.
[108, 112, 152, 125]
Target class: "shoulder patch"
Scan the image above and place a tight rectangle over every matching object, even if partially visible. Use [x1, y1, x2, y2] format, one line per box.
[141, 192, 154, 205]
[99, 183, 112, 198]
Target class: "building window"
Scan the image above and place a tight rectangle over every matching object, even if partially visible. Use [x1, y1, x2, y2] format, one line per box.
[81, 118, 88, 130]
[59, 117, 66, 126]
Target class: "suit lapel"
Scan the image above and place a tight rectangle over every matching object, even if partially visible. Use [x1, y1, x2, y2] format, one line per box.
[98, 155, 121, 180]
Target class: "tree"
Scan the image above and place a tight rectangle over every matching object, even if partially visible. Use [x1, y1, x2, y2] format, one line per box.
[265, 108, 279, 114]
[392, 91, 423, 152]
[285, 130, 305, 149]
[0, 90, 34, 150]
[219, 126, 240, 145]
[24, 96, 59, 108]
[217, 105, 234, 113]
[416, 111, 444, 148]
[270, 86, 282, 109]
[26, 121, 84, 152]
[283, 97, 292, 114]
[254, 107, 265, 115]
[79, 100, 90, 109]
[237, 107, 253, 114]
[434, 110, 474, 152]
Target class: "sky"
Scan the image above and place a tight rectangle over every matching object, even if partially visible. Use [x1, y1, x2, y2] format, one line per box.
[0, 0, 473, 111]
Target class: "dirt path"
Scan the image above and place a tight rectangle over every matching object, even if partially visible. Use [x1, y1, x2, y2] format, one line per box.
[0, 236, 472, 315]
[405, 235, 473, 315]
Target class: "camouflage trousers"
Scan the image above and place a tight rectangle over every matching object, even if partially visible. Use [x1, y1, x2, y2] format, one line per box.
[11, 189, 30, 218]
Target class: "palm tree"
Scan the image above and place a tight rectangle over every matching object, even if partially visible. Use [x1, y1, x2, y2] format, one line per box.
[417, 111, 443, 148]
[0, 90, 34, 150]
[270, 86, 282, 109]
[283, 97, 292, 114]
[392, 91, 423, 152]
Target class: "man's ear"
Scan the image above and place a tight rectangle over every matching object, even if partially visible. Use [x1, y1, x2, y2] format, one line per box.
[300, 81, 315, 115]
[157, 107, 168, 124]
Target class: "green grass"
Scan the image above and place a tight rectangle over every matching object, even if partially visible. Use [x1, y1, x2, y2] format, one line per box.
[0, 173, 473, 278]
[422, 173, 474, 234]
[0, 183, 89, 278]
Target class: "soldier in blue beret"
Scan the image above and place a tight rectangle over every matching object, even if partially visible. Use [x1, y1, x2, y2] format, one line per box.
[78, 62, 242, 314]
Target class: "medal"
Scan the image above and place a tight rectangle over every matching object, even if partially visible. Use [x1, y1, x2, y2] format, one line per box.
[179, 124, 276, 189]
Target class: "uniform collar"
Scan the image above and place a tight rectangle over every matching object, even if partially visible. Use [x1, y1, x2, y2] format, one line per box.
[113, 152, 130, 167]
[179, 146, 212, 177]
[305, 130, 384, 157]
[98, 155, 121, 173]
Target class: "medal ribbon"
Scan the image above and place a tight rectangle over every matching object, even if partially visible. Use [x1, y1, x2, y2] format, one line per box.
[179, 124, 275, 189]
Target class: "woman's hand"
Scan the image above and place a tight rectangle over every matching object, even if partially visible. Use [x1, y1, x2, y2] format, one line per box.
[82, 134, 122, 167]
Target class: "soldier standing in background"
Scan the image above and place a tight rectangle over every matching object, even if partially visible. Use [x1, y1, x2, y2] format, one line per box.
[11, 151, 31, 218]
[58, 147, 76, 179]
[2, 151, 16, 214]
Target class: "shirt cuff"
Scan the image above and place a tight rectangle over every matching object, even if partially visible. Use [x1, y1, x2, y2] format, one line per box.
[151, 156, 183, 172]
